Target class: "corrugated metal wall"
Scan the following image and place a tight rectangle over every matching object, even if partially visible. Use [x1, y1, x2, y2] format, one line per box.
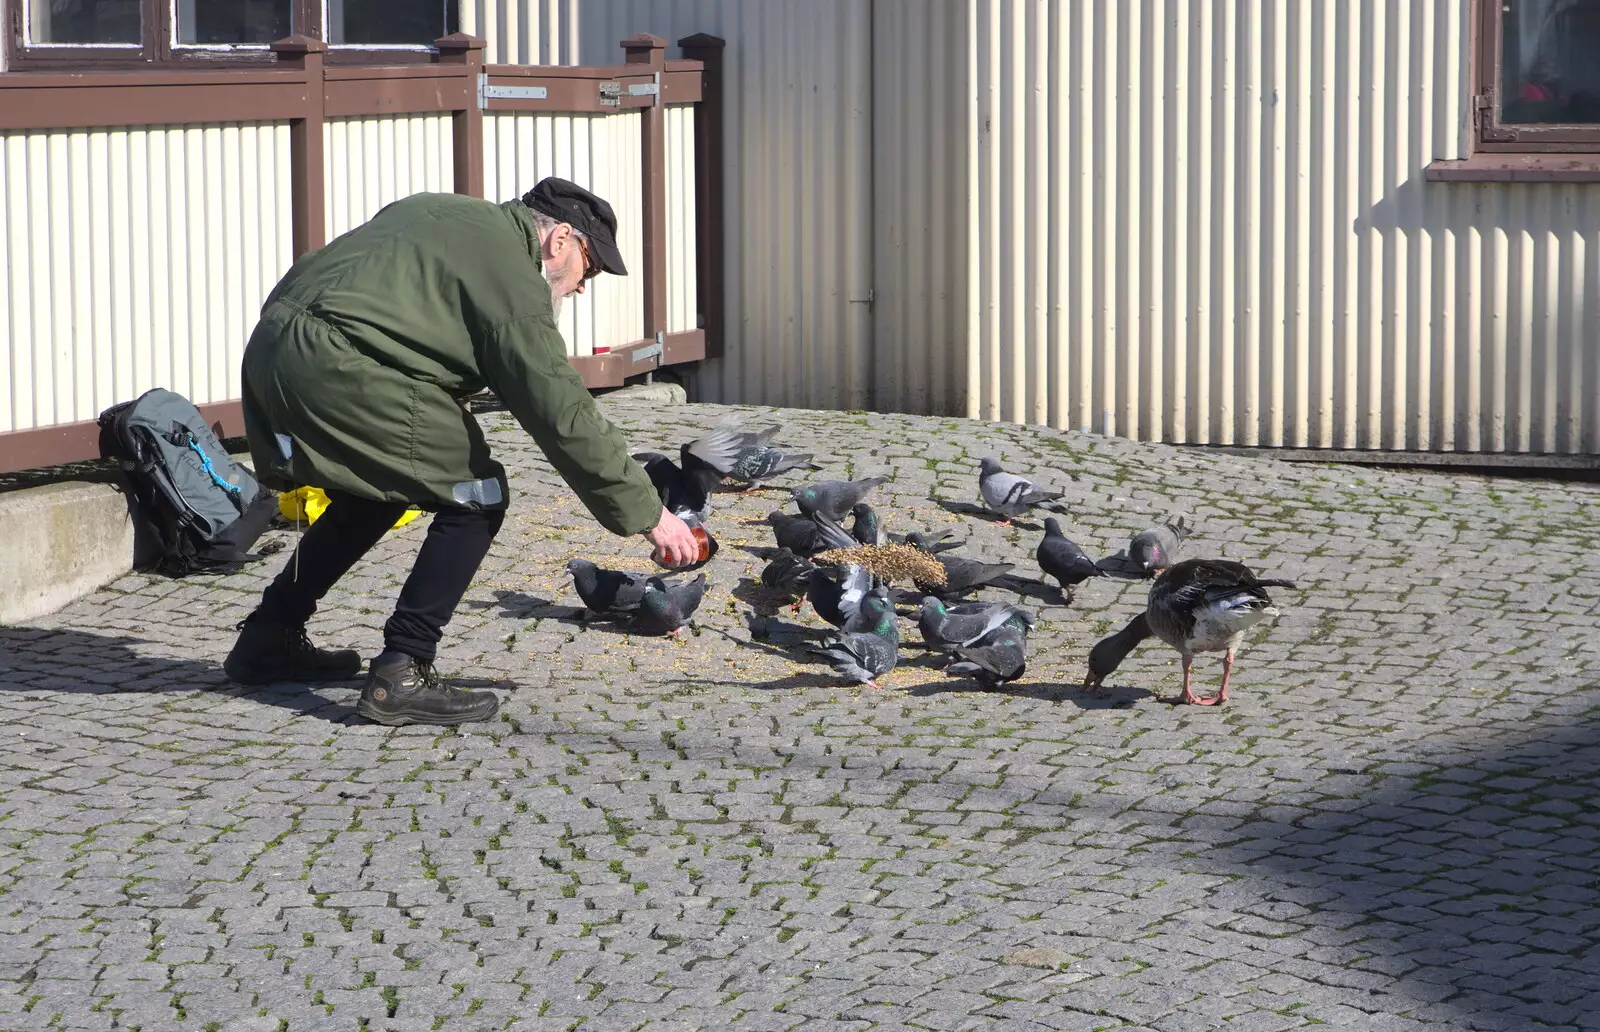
[665, 104, 699, 336]
[483, 112, 646, 356]
[0, 123, 292, 433]
[964, 0, 1600, 454]
[871, 0, 971, 419]
[570, 0, 876, 410]
[323, 115, 453, 242]
[461, 0, 583, 65]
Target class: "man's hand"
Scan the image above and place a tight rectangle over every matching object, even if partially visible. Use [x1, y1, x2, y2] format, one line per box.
[645, 507, 701, 567]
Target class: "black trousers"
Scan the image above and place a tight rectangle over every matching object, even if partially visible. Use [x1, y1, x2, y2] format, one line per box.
[254, 491, 504, 662]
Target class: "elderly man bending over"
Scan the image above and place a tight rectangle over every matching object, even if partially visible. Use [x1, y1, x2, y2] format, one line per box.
[223, 177, 699, 726]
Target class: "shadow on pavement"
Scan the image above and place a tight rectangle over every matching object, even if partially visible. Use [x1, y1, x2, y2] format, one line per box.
[0, 626, 362, 724]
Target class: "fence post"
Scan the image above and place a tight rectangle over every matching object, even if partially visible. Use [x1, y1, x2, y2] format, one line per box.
[271, 34, 328, 258]
[677, 34, 726, 360]
[437, 33, 487, 199]
[622, 34, 669, 354]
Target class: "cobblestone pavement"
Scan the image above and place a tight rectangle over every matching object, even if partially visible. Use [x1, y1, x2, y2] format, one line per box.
[3, 396, 1598, 1032]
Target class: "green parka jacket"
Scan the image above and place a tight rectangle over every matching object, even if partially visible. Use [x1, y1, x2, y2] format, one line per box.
[240, 192, 662, 537]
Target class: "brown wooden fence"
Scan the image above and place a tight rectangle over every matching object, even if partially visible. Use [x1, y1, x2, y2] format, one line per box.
[0, 31, 725, 475]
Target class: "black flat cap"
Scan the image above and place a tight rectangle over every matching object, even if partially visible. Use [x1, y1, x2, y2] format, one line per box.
[521, 177, 628, 276]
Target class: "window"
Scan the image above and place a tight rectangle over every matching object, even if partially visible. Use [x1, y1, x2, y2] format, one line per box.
[7, 0, 459, 66]
[175, 0, 292, 47]
[29, 0, 140, 44]
[1479, 0, 1600, 148]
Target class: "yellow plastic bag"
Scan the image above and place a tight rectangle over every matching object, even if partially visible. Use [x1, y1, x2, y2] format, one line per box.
[278, 486, 423, 530]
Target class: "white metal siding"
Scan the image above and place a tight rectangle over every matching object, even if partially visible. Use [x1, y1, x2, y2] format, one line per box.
[461, 0, 583, 65]
[323, 115, 453, 243]
[964, 0, 1600, 454]
[483, 111, 645, 356]
[871, 0, 971, 419]
[0, 123, 292, 433]
[572, 0, 875, 410]
[664, 103, 699, 336]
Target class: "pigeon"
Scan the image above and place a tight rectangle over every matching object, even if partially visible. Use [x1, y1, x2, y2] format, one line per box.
[632, 450, 717, 523]
[915, 552, 1016, 597]
[1036, 517, 1107, 598]
[849, 503, 885, 546]
[895, 528, 968, 555]
[976, 456, 1066, 524]
[842, 584, 897, 634]
[682, 423, 821, 488]
[1082, 558, 1297, 705]
[761, 548, 816, 604]
[806, 591, 899, 688]
[790, 476, 889, 521]
[916, 598, 1036, 650]
[1128, 513, 1194, 577]
[767, 510, 856, 557]
[635, 573, 707, 637]
[565, 560, 685, 617]
[944, 615, 1030, 690]
[807, 562, 874, 628]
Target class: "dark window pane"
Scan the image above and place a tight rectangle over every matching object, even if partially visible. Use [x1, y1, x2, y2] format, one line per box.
[328, 0, 457, 45]
[1501, 0, 1600, 123]
[176, 0, 292, 45]
[29, 0, 140, 44]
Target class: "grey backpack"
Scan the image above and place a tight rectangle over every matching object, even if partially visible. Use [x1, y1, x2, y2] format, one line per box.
[98, 388, 278, 576]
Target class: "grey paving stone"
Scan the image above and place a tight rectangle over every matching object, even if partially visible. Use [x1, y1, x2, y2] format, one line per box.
[2, 397, 1597, 1032]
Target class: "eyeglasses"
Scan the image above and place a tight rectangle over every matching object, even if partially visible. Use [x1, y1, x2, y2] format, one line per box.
[575, 233, 602, 281]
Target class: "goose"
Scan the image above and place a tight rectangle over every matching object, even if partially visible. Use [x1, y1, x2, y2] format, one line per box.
[1082, 558, 1298, 705]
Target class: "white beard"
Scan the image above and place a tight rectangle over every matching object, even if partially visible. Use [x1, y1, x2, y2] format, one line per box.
[543, 266, 567, 322]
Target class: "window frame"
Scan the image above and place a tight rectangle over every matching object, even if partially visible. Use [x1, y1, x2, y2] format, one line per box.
[1476, 0, 1600, 153]
[4, 0, 456, 70]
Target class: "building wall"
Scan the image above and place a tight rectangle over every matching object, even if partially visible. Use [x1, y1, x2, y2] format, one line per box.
[0, 122, 293, 433]
[567, 0, 878, 411]
[964, 0, 1600, 454]
[539, 0, 1600, 455]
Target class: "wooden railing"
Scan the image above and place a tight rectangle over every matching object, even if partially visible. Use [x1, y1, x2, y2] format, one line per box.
[0, 31, 725, 474]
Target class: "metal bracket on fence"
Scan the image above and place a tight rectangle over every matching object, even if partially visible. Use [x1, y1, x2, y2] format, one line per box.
[478, 74, 548, 108]
[599, 75, 661, 108]
[632, 333, 665, 364]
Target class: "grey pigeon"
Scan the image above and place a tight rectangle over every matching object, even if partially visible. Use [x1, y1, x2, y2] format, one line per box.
[632, 450, 716, 523]
[767, 510, 856, 557]
[790, 476, 888, 521]
[807, 562, 874, 628]
[1036, 517, 1106, 597]
[683, 423, 821, 487]
[944, 616, 1030, 690]
[916, 598, 1036, 649]
[635, 574, 707, 636]
[806, 592, 899, 688]
[977, 456, 1066, 523]
[916, 552, 1016, 597]
[1128, 513, 1193, 577]
[895, 528, 967, 554]
[761, 548, 815, 602]
[849, 503, 885, 545]
[566, 559, 668, 616]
